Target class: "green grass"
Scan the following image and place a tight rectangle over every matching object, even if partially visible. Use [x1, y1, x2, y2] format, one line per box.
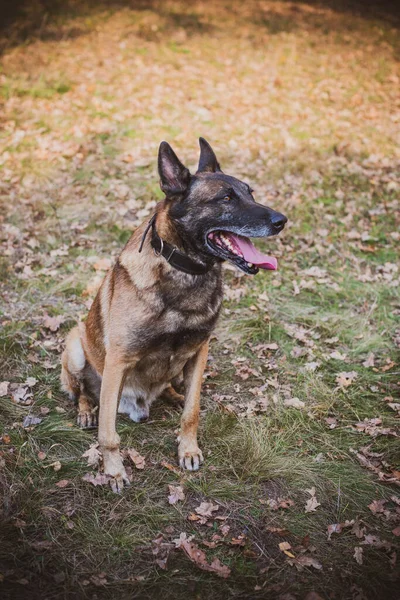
[1, 1, 399, 599]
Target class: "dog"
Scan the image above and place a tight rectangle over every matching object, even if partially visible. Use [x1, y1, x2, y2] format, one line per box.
[61, 138, 287, 490]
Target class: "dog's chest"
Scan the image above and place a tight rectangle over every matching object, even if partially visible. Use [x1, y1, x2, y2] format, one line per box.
[127, 270, 223, 361]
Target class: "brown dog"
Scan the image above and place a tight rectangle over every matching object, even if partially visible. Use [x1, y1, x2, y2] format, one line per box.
[61, 138, 287, 490]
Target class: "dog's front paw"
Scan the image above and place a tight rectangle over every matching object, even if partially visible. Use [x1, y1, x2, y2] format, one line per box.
[178, 441, 204, 471]
[102, 449, 130, 492]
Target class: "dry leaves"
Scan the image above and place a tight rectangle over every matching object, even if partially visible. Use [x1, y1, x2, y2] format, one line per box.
[0, 381, 9, 397]
[288, 555, 323, 571]
[278, 541, 295, 558]
[82, 472, 111, 487]
[336, 371, 358, 388]
[195, 501, 219, 518]
[168, 485, 185, 505]
[284, 398, 305, 409]
[304, 487, 321, 513]
[261, 497, 294, 510]
[82, 442, 101, 468]
[353, 547, 363, 565]
[124, 448, 145, 469]
[174, 533, 231, 578]
[42, 313, 65, 332]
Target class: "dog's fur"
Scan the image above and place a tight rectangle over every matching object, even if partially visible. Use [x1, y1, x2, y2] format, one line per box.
[61, 138, 287, 490]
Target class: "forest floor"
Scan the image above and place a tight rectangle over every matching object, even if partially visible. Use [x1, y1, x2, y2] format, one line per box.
[0, 1, 399, 599]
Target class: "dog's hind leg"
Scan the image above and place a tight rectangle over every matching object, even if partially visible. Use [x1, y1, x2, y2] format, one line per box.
[61, 325, 99, 429]
[77, 395, 98, 429]
[178, 339, 209, 471]
[61, 326, 85, 401]
[162, 385, 184, 408]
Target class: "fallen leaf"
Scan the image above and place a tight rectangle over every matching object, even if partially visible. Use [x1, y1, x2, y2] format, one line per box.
[336, 371, 358, 388]
[278, 541, 295, 558]
[55, 479, 69, 488]
[93, 257, 112, 271]
[173, 532, 230, 578]
[354, 547, 363, 565]
[82, 442, 101, 467]
[304, 487, 321, 512]
[160, 460, 181, 474]
[25, 377, 38, 387]
[288, 555, 322, 571]
[42, 314, 65, 332]
[195, 501, 219, 518]
[330, 351, 347, 360]
[327, 523, 343, 540]
[168, 485, 185, 505]
[37, 451, 46, 460]
[23, 415, 42, 428]
[82, 472, 111, 486]
[263, 497, 294, 510]
[125, 448, 145, 469]
[368, 499, 387, 514]
[0, 381, 10, 396]
[392, 526, 400, 537]
[362, 353, 375, 368]
[305, 496, 321, 512]
[284, 398, 305, 409]
[45, 461, 62, 472]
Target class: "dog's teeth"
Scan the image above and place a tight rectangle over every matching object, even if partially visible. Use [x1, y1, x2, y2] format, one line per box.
[247, 262, 253, 268]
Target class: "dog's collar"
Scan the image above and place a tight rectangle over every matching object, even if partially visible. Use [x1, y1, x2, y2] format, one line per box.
[138, 214, 211, 276]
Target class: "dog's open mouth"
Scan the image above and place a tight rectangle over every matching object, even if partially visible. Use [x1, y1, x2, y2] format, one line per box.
[207, 231, 277, 275]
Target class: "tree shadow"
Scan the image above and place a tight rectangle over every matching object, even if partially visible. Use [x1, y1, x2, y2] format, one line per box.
[0, 0, 399, 56]
[0, 0, 215, 54]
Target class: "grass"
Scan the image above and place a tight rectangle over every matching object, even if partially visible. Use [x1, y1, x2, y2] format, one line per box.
[1, 1, 399, 599]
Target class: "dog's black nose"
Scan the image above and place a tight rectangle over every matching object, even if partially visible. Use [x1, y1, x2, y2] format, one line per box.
[271, 212, 288, 232]
[138, 415, 149, 423]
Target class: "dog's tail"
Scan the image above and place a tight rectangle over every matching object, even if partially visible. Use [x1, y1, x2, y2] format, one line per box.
[60, 325, 86, 401]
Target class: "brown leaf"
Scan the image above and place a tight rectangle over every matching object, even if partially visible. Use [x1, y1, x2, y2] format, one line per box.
[392, 526, 400, 537]
[354, 547, 363, 565]
[82, 442, 101, 467]
[288, 555, 322, 571]
[42, 313, 65, 332]
[362, 353, 375, 368]
[55, 479, 69, 488]
[160, 460, 181, 474]
[195, 501, 219, 518]
[368, 499, 387, 514]
[174, 533, 230, 578]
[23, 415, 42, 428]
[82, 472, 111, 486]
[264, 497, 294, 510]
[304, 487, 321, 513]
[93, 257, 112, 271]
[124, 448, 145, 469]
[168, 485, 185, 505]
[0, 381, 10, 397]
[327, 523, 343, 540]
[336, 371, 358, 388]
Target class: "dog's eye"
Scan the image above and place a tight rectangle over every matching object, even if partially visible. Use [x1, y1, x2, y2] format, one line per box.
[223, 195, 231, 201]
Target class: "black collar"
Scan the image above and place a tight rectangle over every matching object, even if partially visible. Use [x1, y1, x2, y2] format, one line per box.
[138, 214, 211, 276]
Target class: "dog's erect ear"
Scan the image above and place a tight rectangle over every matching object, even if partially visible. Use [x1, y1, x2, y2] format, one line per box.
[197, 137, 221, 173]
[158, 141, 191, 197]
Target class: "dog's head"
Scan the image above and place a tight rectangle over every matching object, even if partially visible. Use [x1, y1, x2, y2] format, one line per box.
[158, 138, 287, 275]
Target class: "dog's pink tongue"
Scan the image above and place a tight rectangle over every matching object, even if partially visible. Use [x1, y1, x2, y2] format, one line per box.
[230, 234, 278, 270]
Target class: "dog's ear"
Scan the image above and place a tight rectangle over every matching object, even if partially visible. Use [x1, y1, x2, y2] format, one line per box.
[158, 141, 191, 197]
[197, 137, 222, 173]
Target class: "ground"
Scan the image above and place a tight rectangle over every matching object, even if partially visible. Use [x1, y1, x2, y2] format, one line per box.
[0, 1, 399, 599]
